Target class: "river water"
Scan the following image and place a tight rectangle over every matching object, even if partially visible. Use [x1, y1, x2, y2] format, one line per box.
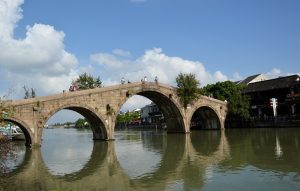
[1, 128, 300, 191]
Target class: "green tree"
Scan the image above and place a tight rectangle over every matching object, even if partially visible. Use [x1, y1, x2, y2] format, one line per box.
[75, 118, 90, 128]
[202, 81, 250, 119]
[117, 110, 140, 127]
[73, 73, 102, 90]
[176, 73, 201, 108]
[0, 100, 13, 126]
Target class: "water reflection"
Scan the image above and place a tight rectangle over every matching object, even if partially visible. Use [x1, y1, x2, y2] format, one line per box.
[222, 128, 300, 174]
[42, 128, 94, 175]
[0, 128, 300, 191]
[275, 135, 283, 159]
[0, 141, 28, 175]
[115, 130, 163, 178]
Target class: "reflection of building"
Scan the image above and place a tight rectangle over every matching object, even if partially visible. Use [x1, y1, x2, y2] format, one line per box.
[140, 103, 164, 125]
[242, 74, 300, 127]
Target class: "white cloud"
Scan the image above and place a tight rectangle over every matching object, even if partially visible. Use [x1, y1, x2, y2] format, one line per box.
[265, 68, 281, 79]
[232, 72, 243, 81]
[214, 71, 228, 82]
[0, 0, 23, 39]
[90, 53, 125, 69]
[91, 47, 228, 87]
[0, 0, 79, 97]
[112, 49, 131, 58]
[91, 48, 229, 111]
[120, 95, 151, 112]
[264, 68, 299, 80]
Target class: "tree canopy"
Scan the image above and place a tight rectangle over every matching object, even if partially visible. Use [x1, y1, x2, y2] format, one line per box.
[75, 118, 90, 128]
[0, 99, 13, 126]
[117, 111, 140, 127]
[176, 73, 201, 108]
[72, 73, 102, 90]
[202, 81, 250, 119]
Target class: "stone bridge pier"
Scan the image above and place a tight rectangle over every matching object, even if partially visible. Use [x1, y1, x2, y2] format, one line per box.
[3, 82, 227, 147]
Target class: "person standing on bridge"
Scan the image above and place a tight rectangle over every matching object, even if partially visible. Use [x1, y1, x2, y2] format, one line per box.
[121, 77, 125, 85]
[155, 76, 158, 84]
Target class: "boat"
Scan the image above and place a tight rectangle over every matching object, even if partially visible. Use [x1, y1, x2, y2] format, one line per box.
[10, 126, 25, 140]
[0, 125, 25, 141]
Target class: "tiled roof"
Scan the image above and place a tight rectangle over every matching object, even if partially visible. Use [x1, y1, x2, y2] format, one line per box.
[243, 75, 300, 93]
[238, 74, 261, 85]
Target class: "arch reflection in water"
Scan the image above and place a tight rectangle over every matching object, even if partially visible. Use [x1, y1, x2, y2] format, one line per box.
[2, 128, 300, 190]
[115, 130, 163, 179]
[0, 129, 230, 191]
[128, 130, 230, 190]
[42, 128, 94, 175]
[0, 141, 28, 175]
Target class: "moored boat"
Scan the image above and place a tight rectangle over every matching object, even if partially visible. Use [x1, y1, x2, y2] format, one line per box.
[0, 125, 25, 141]
[11, 126, 25, 140]
[12, 132, 25, 140]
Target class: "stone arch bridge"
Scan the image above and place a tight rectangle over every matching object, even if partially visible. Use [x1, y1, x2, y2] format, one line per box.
[3, 82, 227, 146]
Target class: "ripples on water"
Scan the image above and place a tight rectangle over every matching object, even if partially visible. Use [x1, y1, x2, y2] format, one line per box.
[0, 128, 299, 191]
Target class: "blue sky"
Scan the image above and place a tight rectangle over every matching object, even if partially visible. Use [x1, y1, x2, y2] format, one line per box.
[14, 0, 299, 75]
[0, 0, 299, 122]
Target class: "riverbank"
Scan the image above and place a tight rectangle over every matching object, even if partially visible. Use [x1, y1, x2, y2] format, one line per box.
[226, 117, 300, 128]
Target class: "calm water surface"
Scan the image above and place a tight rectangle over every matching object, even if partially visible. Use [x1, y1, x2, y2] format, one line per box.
[1, 128, 300, 191]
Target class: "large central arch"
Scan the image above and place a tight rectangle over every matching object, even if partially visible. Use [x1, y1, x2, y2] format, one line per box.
[138, 91, 185, 132]
[117, 89, 186, 133]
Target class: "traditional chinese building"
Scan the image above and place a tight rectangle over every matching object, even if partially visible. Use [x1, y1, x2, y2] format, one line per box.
[243, 74, 300, 127]
[140, 102, 165, 126]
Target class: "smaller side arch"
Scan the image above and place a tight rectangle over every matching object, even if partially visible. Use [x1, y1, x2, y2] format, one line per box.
[190, 106, 222, 130]
[4, 117, 33, 146]
[41, 104, 108, 141]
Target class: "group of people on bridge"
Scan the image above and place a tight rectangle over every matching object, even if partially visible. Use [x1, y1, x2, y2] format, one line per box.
[121, 76, 158, 85]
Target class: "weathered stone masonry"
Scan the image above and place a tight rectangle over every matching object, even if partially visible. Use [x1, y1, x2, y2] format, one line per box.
[4, 82, 227, 147]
